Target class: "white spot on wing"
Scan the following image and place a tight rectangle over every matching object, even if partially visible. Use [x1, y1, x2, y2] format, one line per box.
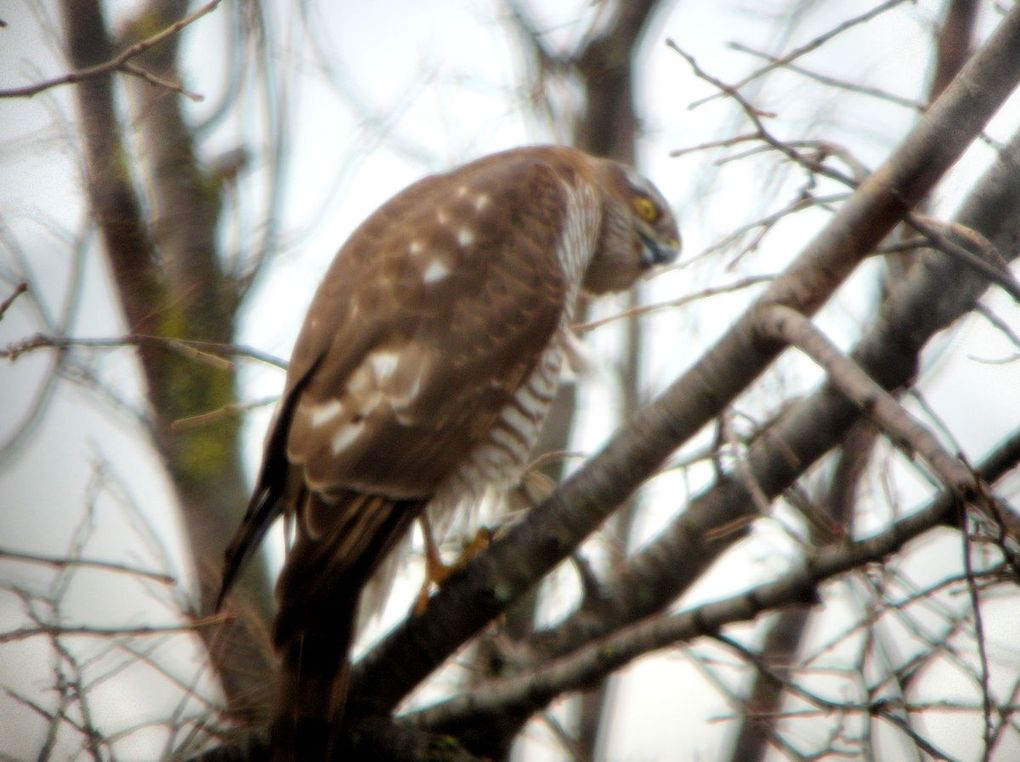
[473, 194, 490, 211]
[456, 185, 469, 198]
[423, 259, 450, 283]
[456, 228, 475, 248]
[309, 399, 343, 428]
[409, 240, 424, 255]
[369, 350, 401, 381]
[331, 421, 365, 455]
[387, 361, 427, 415]
[436, 208, 449, 225]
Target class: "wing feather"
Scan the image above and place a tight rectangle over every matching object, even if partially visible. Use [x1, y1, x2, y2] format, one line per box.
[285, 152, 582, 505]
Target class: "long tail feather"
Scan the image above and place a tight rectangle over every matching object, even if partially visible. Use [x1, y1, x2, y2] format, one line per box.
[216, 486, 279, 610]
[270, 493, 423, 760]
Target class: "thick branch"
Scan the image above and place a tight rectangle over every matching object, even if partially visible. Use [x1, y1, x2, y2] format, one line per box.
[572, 0, 664, 159]
[756, 304, 976, 495]
[524, 98, 1020, 671]
[59, 0, 275, 720]
[349, 3, 1020, 719]
[57, 0, 164, 378]
[407, 427, 1020, 730]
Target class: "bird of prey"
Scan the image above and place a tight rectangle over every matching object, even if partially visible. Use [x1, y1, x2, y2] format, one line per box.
[218, 145, 680, 759]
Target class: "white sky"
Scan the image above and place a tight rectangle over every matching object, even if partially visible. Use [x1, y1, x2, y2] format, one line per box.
[2, 1, 1020, 760]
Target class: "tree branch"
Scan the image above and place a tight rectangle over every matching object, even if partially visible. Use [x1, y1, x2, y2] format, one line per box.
[690, 0, 910, 109]
[348, 2, 1020, 721]
[407, 428, 1020, 733]
[0, 546, 175, 584]
[756, 304, 976, 496]
[0, 616, 225, 644]
[1, 0, 221, 100]
[0, 282, 28, 320]
[2, 332, 287, 370]
[526, 117, 1020, 671]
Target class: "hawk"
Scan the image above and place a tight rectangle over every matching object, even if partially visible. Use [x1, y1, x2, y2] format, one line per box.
[218, 145, 680, 758]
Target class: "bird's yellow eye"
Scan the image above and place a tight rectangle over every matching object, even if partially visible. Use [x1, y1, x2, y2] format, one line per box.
[634, 196, 659, 223]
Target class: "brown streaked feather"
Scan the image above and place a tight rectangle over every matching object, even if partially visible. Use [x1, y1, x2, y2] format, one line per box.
[273, 491, 424, 646]
[272, 492, 423, 762]
[285, 150, 576, 506]
[218, 148, 588, 611]
[215, 145, 682, 759]
[216, 354, 325, 610]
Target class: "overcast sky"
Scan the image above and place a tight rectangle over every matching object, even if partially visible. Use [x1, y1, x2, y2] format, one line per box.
[2, 2, 1020, 760]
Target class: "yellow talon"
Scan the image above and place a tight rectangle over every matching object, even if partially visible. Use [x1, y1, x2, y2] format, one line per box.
[414, 517, 492, 615]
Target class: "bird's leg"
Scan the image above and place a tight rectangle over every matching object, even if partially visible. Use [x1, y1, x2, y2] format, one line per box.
[414, 516, 491, 615]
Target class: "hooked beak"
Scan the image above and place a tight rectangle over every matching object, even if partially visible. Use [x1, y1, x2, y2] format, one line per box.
[639, 231, 681, 267]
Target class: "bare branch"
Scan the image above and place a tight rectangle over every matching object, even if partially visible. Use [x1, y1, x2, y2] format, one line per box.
[2, 332, 287, 370]
[0, 546, 175, 585]
[690, 0, 911, 108]
[756, 304, 978, 497]
[0, 282, 28, 320]
[525, 117, 1020, 681]
[170, 395, 279, 431]
[573, 275, 774, 334]
[974, 302, 1020, 351]
[961, 524, 994, 761]
[350, 3, 1020, 719]
[668, 41, 858, 188]
[729, 41, 924, 113]
[0, 616, 227, 644]
[0, 0, 221, 100]
[407, 432, 1018, 733]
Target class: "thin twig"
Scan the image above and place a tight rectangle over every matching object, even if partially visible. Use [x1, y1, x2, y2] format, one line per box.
[729, 41, 923, 113]
[0, 282, 28, 320]
[0, 616, 227, 644]
[0, 545, 175, 584]
[119, 61, 201, 101]
[961, 516, 994, 762]
[669, 132, 761, 158]
[0, 0, 221, 101]
[573, 275, 774, 334]
[974, 303, 1020, 350]
[170, 395, 279, 430]
[667, 41, 857, 189]
[689, 0, 909, 108]
[2, 332, 287, 370]
[757, 305, 978, 497]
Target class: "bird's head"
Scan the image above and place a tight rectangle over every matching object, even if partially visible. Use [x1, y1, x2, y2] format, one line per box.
[584, 159, 681, 294]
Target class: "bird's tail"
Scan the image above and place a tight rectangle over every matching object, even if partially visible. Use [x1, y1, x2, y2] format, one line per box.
[270, 492, 423, 760]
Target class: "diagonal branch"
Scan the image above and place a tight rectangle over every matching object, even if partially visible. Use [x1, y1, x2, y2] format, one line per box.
[2, 332, 287, 370]
[348, 3, 1020, 720]
[406, 428, 1020, 733]
[527, 118, 1020, 670]
[0, 546, 174, 584]
[756, 304, 976, 496]
[690, 0, 910, 109]
[1, 0, 221, 100]
[0, 282, 28, 319]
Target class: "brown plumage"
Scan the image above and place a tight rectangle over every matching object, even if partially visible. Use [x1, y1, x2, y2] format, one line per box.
[218, 145, 680, 759]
